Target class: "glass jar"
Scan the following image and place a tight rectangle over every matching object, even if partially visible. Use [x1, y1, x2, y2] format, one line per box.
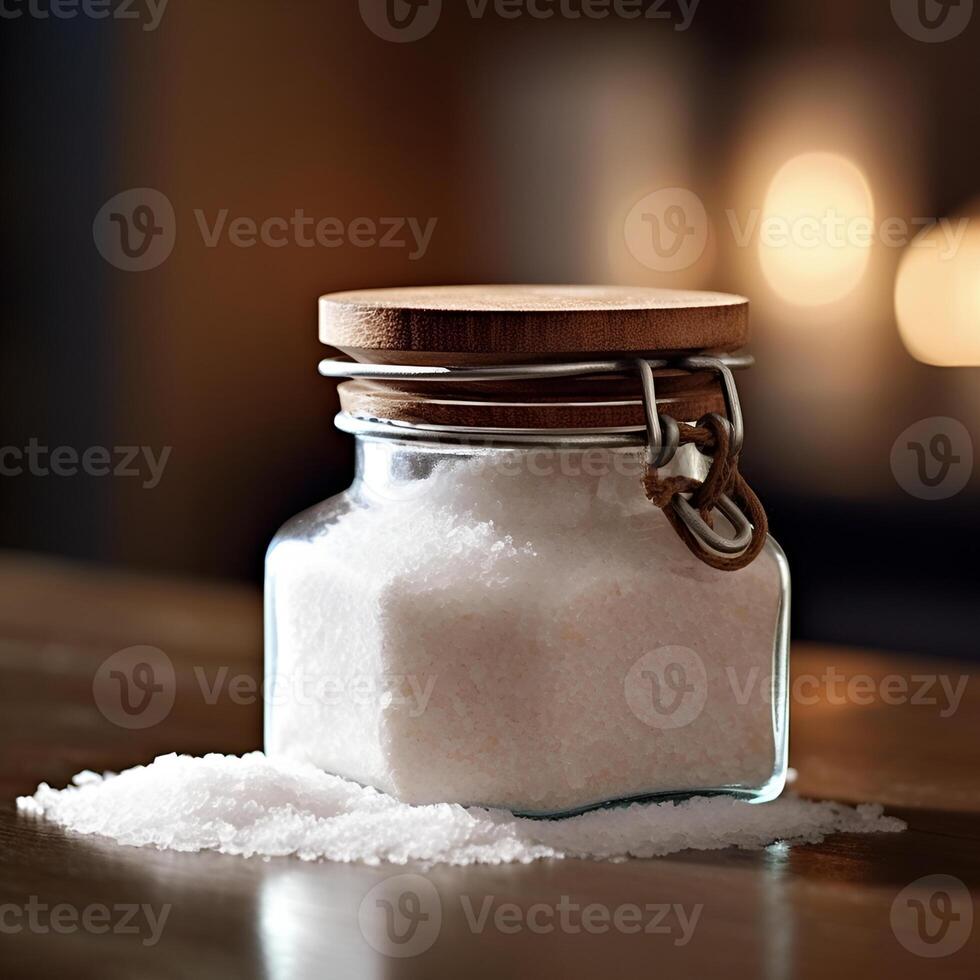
[264, 285, 790, 817]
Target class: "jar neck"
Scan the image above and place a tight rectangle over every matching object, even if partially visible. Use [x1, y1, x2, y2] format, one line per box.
[351, 432, 709, 504]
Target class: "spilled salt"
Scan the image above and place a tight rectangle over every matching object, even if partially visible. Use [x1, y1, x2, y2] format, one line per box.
[17, 752, 905, 866]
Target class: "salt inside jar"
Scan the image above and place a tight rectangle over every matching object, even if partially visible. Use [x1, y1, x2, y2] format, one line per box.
[265, 285, 789, 816]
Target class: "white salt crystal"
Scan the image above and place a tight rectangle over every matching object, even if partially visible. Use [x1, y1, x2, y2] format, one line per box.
[72, 769, 102, 786]
[16, 753, 904, 866]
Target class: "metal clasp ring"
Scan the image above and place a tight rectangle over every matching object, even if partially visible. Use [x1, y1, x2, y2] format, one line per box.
[671, 493, 754, 555]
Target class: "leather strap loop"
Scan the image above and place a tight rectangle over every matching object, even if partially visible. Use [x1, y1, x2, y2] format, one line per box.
[643, 413, 769, 572]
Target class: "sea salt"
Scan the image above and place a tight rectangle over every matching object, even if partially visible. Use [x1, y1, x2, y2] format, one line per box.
[265, 446, 787, 814]
[17, 753, 904, 866]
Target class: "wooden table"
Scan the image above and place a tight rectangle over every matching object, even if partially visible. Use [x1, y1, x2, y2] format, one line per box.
[0, 552, 977, 979]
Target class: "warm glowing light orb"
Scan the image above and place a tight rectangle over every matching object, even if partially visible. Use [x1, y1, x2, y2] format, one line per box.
[895, 219, 980, 366]
[758, 152, 875, 306]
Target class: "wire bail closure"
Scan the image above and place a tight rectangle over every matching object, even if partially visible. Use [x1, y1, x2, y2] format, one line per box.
[637, 356, 744, 465]
[319, 351, 767, 569]
[636, 356, 759, 560]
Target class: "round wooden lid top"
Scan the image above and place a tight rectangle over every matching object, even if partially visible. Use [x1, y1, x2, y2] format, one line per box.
[319, 285, 749, 364]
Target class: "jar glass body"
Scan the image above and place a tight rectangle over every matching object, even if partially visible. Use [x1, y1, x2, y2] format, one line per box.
[264, 433, 790, 817]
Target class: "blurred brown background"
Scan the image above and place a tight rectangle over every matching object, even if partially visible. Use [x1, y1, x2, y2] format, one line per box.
[2, 0, 978, 658]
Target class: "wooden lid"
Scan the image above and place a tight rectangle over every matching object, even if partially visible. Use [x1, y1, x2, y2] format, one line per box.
[320, 285, 749, 364]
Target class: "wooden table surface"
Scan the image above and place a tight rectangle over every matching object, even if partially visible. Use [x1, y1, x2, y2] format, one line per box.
[0, 552, 977, 979]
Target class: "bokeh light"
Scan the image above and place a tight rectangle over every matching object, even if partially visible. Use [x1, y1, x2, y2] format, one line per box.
[758, 152, 875, 306]
[894, 215, 980, 366]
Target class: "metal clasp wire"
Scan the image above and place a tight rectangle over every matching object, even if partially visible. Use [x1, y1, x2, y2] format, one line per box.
[636, 358, 680, 468]
[637, 356, 755, 557]
[681, 356, 744, 457]
[672, 493, 755, 555]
